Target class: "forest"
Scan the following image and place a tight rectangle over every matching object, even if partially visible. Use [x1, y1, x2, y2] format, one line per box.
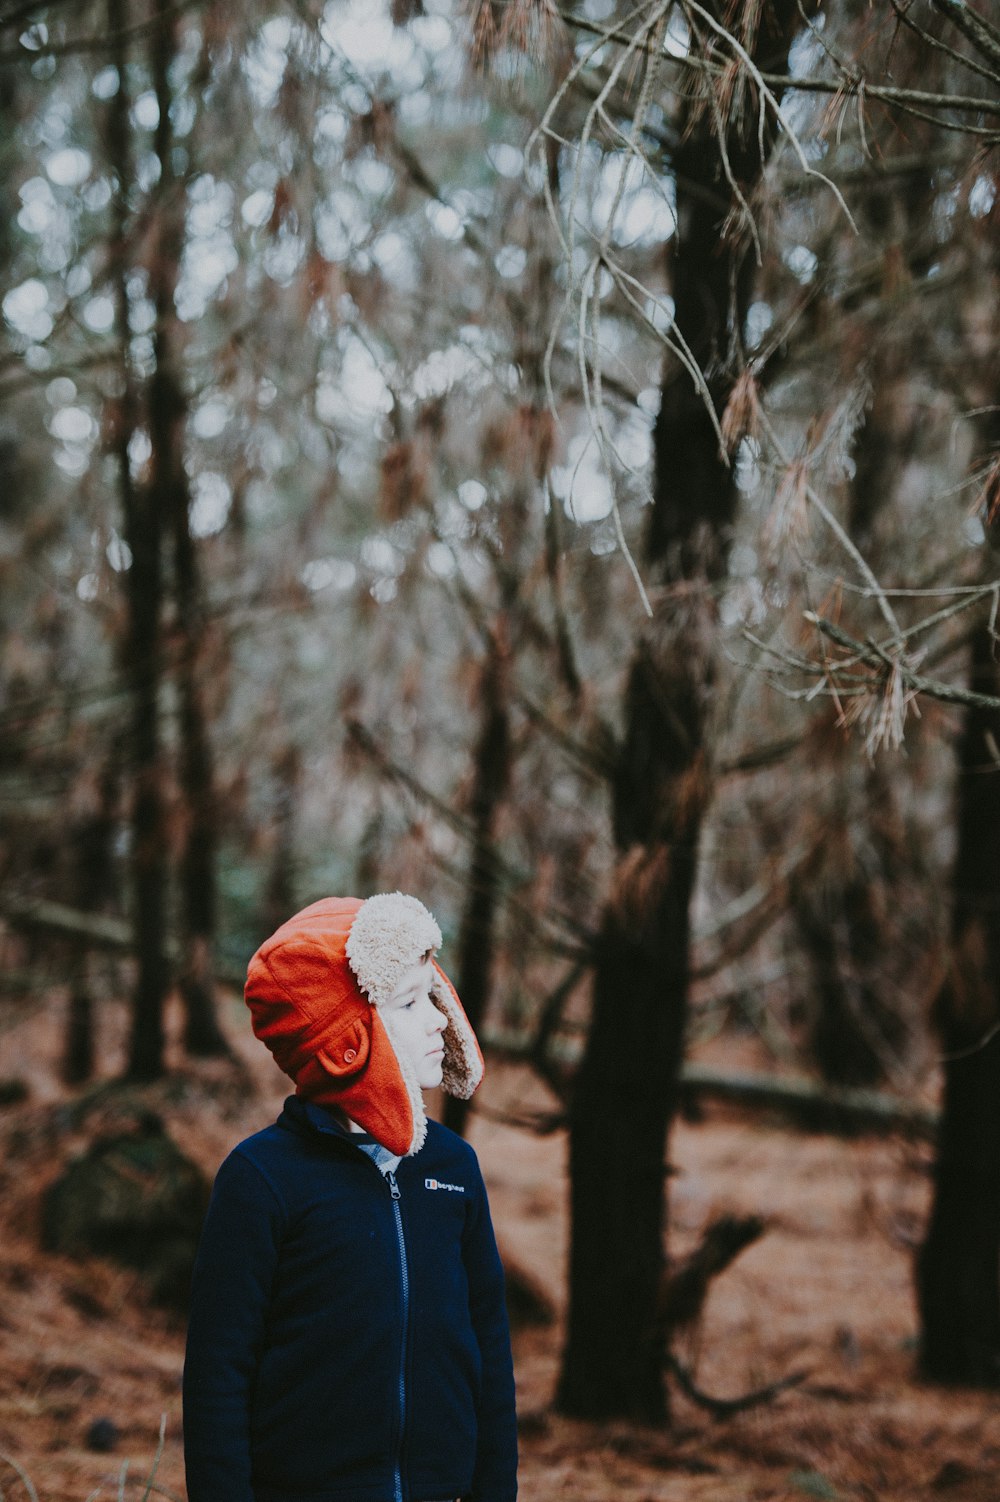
[1, 0, 999, 1497]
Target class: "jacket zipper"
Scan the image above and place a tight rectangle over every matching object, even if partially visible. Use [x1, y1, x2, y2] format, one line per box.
[387, 1169, 408, 1502]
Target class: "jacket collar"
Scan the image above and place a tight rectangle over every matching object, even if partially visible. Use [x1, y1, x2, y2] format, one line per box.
[278, 1094, 357, 1146]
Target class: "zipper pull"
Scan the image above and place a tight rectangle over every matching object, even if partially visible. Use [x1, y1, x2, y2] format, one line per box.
[387, 1170, 401, 1201]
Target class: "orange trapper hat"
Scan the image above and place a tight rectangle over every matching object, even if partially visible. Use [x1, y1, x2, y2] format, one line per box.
[244, 894, 484, 1156]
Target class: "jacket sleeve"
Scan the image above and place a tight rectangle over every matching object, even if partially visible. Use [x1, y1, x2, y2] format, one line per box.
[183, 1147, 286, 1502]
[462, 1156, 518, 1502]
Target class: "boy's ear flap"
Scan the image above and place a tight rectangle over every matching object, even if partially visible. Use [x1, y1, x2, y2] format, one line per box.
[430, 962, 484, 1101]
[305, 1005, 424, 1157]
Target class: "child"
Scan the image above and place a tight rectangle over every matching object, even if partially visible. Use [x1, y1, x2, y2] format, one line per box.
[182, 893, 518, 1502]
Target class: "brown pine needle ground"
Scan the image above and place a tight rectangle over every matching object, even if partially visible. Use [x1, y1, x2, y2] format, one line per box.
[0, 995, 998, 1502]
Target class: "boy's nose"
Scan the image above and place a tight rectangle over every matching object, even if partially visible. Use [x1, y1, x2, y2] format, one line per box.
[429, 1004, 447, 1034]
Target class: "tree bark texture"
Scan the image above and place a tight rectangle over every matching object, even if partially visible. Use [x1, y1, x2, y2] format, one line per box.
[916, 621, 1000, 1385]
[151, 3, 228, 1059]
[443, 630, 512, 1137]
[792, 774, 910, 1089]
[792, 160, 938, 1089]
[63, 762, 119, 1085]
[262, 744, 302, 938]
[558, 1, 801, 1422]
[107, 0, 170, 1083]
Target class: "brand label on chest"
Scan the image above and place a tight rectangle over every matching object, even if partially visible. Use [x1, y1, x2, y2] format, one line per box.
[425, 1177, 465, 1193]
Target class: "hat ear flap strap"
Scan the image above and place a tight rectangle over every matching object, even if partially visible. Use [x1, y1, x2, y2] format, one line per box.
[299, 1007, 422, 1157]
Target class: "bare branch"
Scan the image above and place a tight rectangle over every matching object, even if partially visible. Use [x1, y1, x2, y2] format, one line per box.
[555, 8, 1000, 121]
[344, 718, 597, 955]
[929, 0, 1000, 72]
[757, 406, 907, 647]
[0, 1, 197, 64]
[666, 1351, 810, 1415]
[805, 612, 1000, 713]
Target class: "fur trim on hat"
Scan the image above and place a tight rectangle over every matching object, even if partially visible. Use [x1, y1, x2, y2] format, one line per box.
[247, 894, 484, 1158]
[345, 892, 442, 1008]
[344, 893, 484, 1150]
[430, 966, 484, 1101]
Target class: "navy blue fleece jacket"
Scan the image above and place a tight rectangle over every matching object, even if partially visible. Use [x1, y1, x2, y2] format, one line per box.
[182, 1098, 517, 1502]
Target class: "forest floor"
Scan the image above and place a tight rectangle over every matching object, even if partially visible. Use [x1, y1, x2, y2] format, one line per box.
[0, 989, 998, 1502]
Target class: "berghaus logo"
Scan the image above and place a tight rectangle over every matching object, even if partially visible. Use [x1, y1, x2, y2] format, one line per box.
[425, 1177, 465, 1193]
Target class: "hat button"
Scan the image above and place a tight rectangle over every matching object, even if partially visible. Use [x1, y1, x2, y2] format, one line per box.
[343, 1048, 357, 1063]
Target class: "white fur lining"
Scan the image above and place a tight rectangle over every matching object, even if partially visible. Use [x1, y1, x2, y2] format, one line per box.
[431, 971, 483, 1100]
[346, 893, 483, 1153]
[345, 893, 442, 1009]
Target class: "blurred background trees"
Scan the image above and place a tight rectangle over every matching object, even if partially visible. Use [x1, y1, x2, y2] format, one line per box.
[1, 0, 999, 1412]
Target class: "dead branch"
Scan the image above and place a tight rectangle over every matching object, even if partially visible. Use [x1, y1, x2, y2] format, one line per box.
[805, 613, 1000, 713]
[345, 718, 597, 954]
[481, 1027, 940, 1140]
[678, 1062, 937, 1141]
[717, 734, 804, 776]
[690, 839, 820, 980]
[556, 8, 1000, 120]
[659, 1213, 766, 1337]
[929, 0, 1000, 74]
[666, 1351, 810, 1417]
[656, 1213, 809, 1416]
[0, 896, 245, 988]
[515, 691, 618, 782]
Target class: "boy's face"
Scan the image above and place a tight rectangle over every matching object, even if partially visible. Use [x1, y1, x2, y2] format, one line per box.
[384, 956, 448, 1090]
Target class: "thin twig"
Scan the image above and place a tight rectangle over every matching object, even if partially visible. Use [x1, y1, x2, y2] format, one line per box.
[140, 1415, 168, 1502]
[554, 9, 1000, 119]
[758, 407, 906, 647]
[0, 0, 196, 63]
[0, 1454, 40, 1502]
[805, 613, 1000, 712]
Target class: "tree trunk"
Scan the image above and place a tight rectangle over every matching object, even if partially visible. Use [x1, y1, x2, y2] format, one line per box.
[149, 2, 228, 1059]
[443, 631, 511, 1137]
[262, 744, 302, 937]
[794, 157, 936, 1088]
[916, 620, 1000, 1385]
[793, 785, 910, 1089]
[558, 1, 800, 1422]
[63, 762, 119, 1085]
[106, 0, 170, 1083]
[172, 408, 227, 1057]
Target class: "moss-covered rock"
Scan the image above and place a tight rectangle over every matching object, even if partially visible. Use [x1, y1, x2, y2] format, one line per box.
[42, 1118, 209, 1311]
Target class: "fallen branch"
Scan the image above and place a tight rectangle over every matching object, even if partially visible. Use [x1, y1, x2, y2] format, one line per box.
[5, 899, 941, 1142]
[482, 1026, 939, 1141]
[3, 896, 133, 951]
[678, 1061, 937, 1141]
[0, 896, 246, 988]
[658, 1214, 810, 1416]
[666, 1352, 810, 1417]
[659, 1213, 766, 1336]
